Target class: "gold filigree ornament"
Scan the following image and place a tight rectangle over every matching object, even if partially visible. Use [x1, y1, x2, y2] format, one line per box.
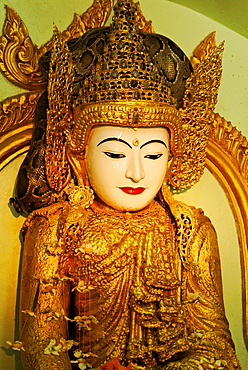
[68, 186, 94, 208]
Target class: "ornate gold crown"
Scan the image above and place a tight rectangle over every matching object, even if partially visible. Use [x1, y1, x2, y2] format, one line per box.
[73, 0, 173, 106]
[45, 0, 223, 194]
[15, 0, 224, 210]
[65, 0, 191, 161]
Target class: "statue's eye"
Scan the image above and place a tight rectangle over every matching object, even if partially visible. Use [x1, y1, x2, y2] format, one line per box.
[104, 152, 126, 159]
[144, 154, 163, 160]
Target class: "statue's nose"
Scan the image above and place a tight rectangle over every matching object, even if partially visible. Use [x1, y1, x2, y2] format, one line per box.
[125, 154, 145, 183]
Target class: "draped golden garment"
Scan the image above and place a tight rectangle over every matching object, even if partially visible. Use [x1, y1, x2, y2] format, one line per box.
[20, 199, 240, 370]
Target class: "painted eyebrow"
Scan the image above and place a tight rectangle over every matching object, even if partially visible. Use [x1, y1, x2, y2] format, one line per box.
[140, 139, 167, 149]
[97, 137, 132, 149]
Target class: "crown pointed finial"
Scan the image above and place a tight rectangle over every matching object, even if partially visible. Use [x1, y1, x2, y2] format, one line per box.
[112, 0, 138, 32]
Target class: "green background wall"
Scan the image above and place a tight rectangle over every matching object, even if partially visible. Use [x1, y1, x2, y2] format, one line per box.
[0, 0, 247, 368]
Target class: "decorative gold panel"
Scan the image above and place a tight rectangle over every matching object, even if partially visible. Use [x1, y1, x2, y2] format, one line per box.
[207, 114, 248, 345]
[0, 92, 41, 170]
[0, 92, 41, 134]
[0, 122, 32, 170]
[191, 33, 248, 345]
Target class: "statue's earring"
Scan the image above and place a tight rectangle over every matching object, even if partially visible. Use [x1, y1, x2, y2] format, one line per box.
[68, 185, 94, 208]
[65, 147, 94, 208]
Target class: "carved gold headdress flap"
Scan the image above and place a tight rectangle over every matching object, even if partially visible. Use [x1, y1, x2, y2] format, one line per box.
[169, 36, 224, 189]
[46, 27, 74, 192]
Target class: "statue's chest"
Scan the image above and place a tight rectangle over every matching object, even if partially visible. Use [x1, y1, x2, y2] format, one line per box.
[58, 205, 186, 366]
[60, 205, 180, 292]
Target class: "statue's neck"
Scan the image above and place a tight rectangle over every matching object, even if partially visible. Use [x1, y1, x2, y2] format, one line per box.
[90, 197, 158, 215]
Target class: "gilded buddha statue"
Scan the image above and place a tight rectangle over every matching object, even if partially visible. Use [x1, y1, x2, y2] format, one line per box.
[12, 0, 241, 369]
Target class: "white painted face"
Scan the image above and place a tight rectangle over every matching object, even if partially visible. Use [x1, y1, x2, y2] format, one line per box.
[85, 125, 169, 211]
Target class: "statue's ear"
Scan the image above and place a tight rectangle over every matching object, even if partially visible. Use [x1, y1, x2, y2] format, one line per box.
[66, 147, 88, 186]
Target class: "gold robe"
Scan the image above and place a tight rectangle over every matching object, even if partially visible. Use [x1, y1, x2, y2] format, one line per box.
[20, 199, 240, 369]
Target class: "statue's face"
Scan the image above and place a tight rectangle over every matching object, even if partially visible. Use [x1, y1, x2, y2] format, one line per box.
[85, 125, 169, 211]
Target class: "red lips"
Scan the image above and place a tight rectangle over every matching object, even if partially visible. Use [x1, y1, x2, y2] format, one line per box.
[118, 187, 146, 195]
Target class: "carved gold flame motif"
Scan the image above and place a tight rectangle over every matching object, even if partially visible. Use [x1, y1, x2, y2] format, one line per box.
[0, 6, 46, 90]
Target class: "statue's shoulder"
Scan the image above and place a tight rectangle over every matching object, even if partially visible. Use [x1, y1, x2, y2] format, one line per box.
[162, 187, 213, 232]
[22, 201, 68, 235]
[168, 198, 217, 268]
[169, 198, 213, 229]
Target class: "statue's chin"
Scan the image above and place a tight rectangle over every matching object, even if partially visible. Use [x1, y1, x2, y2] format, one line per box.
[95, 193, 155, 212]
